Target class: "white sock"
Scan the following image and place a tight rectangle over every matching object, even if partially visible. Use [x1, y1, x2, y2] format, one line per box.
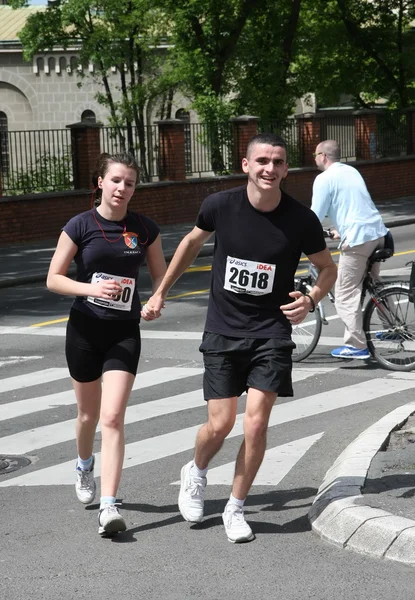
[227, 494, 245, 509]
[77, 455, 93, 471]
[100, 496, 116, 508]
[190, 462, 208, 478]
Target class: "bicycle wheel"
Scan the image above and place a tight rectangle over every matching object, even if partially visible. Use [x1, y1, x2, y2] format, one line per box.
[363, 284, 415, 371]
[292, 305, 322, 362]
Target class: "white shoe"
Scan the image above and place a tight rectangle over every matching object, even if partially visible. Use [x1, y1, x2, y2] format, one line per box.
[75, 457, 96, 504]
[222, 505, 255, 543]
[178, 461, 207, 523]
[98, 504, 127, 537]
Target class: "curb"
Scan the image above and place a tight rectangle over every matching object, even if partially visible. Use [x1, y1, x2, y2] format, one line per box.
[309, 401, 415, 566]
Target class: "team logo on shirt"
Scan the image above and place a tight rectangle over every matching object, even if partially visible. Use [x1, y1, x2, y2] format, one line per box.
[123, 232, 138, 249]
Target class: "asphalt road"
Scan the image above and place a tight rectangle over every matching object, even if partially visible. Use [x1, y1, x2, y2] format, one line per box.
[1, 224, 415, 600]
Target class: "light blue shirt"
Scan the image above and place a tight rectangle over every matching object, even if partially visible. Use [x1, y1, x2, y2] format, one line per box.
[311, 162, 387, 247]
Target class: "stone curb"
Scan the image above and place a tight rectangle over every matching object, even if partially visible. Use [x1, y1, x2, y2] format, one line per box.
[309, 401, 415, 566]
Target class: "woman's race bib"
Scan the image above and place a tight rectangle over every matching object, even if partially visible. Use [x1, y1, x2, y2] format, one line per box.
[223, 256, 275, 296]
[87, 272, 135, 311]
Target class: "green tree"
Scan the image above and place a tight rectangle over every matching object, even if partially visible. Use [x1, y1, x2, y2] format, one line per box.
[10, 0, 178, 181]
[296, 0, 415, 110]
[163, 0, 304, 172]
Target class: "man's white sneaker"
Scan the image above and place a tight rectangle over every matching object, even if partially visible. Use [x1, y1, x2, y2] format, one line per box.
[98, 504, 127, 537]
[178, 461, 207, 523]
[75, 457, 96, 504]
[222, 505, 255, 543]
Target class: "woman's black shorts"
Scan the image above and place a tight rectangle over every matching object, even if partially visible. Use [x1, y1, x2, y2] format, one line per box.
[66, 308, 141, 383]
[199, 331, 294, 401]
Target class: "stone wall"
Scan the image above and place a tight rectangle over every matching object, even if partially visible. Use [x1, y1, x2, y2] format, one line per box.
[1, 155, 414, 246]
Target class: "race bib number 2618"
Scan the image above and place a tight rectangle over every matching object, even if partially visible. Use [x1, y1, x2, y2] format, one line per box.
[223, 256, 275, 296]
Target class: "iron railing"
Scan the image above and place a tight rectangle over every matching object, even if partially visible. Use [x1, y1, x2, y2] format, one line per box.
[0, 129, 73, 195]
[100, 125, 159, 182]
[0, 111, 412, 195]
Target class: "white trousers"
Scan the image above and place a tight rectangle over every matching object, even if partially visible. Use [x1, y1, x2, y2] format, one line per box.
[335, 236, 385, 349]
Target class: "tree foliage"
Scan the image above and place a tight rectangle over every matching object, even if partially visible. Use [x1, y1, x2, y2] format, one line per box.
[296, 0, 415, 109]
[10, 0, 178, 181]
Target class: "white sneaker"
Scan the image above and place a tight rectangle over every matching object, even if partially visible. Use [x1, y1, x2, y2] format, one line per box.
[222, 505, 255, 543]
[75, 457, 96, 504]
[178, 461, 207, 523]
[98, 504, 127, 537]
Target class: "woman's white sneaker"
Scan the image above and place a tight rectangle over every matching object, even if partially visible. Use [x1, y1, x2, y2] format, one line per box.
[75, 457, 96, 504]
[98, 504, 127, 537]
[222, 505, 255, 543]
[178, 461, 207, 523]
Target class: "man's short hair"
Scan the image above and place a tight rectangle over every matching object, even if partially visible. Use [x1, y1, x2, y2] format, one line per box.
[246, 133, 287, 158]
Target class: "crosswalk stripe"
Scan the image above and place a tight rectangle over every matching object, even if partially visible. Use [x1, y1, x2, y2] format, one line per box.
[0, 326, 204, 340]
[178, 432, 324, 486]
[1, 374, 413, 487]
[0, 368, 334, 454]
[0, 356, 43, 368]
[0, 368, 69, 394]
[0, 367, 203, 421]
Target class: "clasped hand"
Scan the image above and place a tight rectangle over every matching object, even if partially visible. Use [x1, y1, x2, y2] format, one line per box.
[141, 294, 165, 321]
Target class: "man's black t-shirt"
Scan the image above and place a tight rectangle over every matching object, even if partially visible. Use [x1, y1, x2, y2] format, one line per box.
[195, 186, 326, 339]
[63, 208, 159, 320]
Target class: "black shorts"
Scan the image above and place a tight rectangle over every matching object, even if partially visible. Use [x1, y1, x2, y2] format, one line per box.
[199, 332, 294, 401]
[66, 308, 141, 383]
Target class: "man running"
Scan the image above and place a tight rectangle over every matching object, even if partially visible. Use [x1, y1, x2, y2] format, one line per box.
[143, 133, 337, 543]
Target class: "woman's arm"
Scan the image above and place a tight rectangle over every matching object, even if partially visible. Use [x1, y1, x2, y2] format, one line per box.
[46, 231, 122, 299]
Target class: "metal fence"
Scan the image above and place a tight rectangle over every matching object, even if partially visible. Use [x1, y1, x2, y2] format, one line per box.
[258, 119, 300, 166]
[100, 125, 159, 182]
[0, 129, 73, 195]
[320, 114, 356, 161]
[0, 112, 412, 194]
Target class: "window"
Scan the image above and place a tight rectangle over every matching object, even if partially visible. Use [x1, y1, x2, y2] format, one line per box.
[81, 110, 96, 124]
[0, 111, 9, 175]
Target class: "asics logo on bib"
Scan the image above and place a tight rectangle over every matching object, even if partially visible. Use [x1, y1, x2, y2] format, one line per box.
[95, 273, 112, 280]
[229, 259, 247, 267]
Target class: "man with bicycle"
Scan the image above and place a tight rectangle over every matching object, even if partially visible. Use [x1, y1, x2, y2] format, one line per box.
[311, 140, 388, 359]
[143, 133, 337, 543]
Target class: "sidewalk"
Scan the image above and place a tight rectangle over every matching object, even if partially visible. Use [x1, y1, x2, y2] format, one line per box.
[0, 196, 414, 290]
[1, 195, 415, 567]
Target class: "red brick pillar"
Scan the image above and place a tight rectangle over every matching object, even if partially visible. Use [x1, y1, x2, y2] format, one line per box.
[297, 113, 321, 167]
[354, 111, 377, 160]
[231, 116, 259, 173]
[156, 119, 186, 181]
[67, 122, 102, 190]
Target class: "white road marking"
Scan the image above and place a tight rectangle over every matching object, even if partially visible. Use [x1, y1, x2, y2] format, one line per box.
[0, 368, 334, 453]
[2, 375, 413, 487]
[0, 367, 203, 421]
[0, 368, 69, 394]
[0, 356, 43, 368]
[0, 326, 204, 339]
[173, 433, 324, 486]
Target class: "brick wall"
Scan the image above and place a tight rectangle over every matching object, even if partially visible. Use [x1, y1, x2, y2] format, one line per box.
[1, 156, 414, 246]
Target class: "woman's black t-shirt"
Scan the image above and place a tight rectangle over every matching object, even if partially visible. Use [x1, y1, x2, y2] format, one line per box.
[195, 186, 326, 339]
[63, 208, 159, 320]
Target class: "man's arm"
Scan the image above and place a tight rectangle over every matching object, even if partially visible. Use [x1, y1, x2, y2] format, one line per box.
[142, 226, 213, 320]
[311, 176, 332, 223]
[280, 247, 337, 325]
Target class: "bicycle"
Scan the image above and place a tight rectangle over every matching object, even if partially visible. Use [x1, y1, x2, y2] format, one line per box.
[292, 232, 415, 371]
